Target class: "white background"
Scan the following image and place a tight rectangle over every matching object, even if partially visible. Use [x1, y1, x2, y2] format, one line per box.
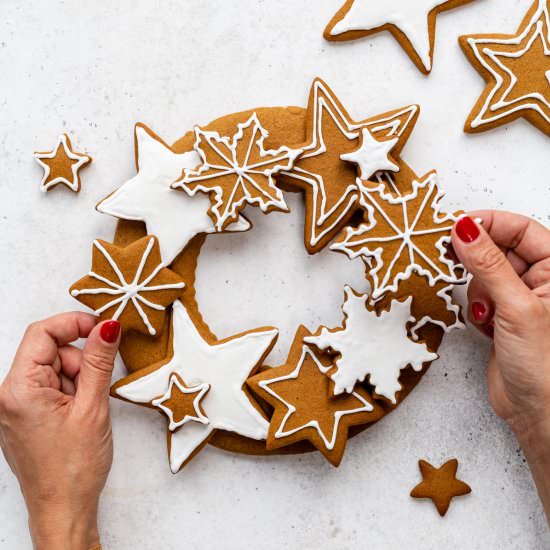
[1, 0, 549, 548]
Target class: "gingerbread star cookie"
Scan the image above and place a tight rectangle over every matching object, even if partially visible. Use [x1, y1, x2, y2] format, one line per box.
[279, 78, 419, 254]
[112, 300, 278, 473]
[247, 326, 383, 466]
[304, 287, 438, 403]
[173, 113, 301, 231]
[460, 0, 550, 136]
[97, 124, 251, 264]
[324, 0, 477, 74]
[410, 459, 472, 516]
[34, 134, 92, 193]
[70, 236, 185, 336]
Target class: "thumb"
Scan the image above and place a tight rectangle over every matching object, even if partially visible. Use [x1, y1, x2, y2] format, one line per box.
[452, 216, 530, 310]
[77, 320, 121, 409]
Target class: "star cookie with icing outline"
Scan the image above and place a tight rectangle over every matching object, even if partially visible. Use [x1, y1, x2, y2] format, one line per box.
[279, 78, 419, 254]
[324, 0, 478, 74]
[460, 0, 550, 136]
[173, 113, 301, 231]
[70, 236, 185, 337]
[410, 458, 471, 516]
[96, 124, 251, 264]
[112, 299, 278, 473]
[247, 326, 383, 466]
[34, 134, 92, 193]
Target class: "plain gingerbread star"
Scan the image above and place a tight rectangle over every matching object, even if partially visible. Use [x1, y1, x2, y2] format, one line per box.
[324, 0, 477, 74]
[34, 134, 92, 193]
[410, 459, 472, 516]
[460, 0, 550, 136]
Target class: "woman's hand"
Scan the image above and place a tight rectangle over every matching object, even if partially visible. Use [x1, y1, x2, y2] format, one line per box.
[0, 313, 121, 550]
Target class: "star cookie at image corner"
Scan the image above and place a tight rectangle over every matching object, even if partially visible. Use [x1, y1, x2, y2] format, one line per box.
[460, 0, 550, 136]
[324, 0, 477, 74]
[69, 235, 185, 337]
[34, 134, 92, 193]
[247, 326, 383, 466]
[173, 113, 301, 231]
[111, 300, 278, 473]
[410, 459, 471, 516]
[279, 78, 420, 254]
[96, 124, 251, 265]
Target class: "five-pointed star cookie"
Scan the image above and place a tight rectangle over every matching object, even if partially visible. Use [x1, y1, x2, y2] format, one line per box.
[70, 236, 185, 337]
[112, 300, 278, 473]
[279, 78, 419, 254]
[34, 134, 92, 193]
[410, 459, 471, 516]
[460, 0, 550, 136]
[247, 326, 383, 466]
[324, 0, 477, 74]
[96, 124, 251, 265]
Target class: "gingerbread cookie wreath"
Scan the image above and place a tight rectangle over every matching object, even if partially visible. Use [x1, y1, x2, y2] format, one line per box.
[71, 79, 467, 473]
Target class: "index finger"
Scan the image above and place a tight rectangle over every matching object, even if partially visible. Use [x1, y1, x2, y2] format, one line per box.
[469, 210, 550, 266]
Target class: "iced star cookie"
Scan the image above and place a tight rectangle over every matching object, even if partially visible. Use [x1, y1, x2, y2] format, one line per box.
[112, 299, 278, 473]
[34, 134, 91, 192]
[324, 0, 478, 74]
[70, 236, 185, 336]
[460, 0, 550, 136]
[247, 327, 383, 466]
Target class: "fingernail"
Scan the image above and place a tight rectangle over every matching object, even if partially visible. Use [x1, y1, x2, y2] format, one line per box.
[472, 302, 486, 322]
[456, 216, 480, 243]
[100, 320, 121, 344]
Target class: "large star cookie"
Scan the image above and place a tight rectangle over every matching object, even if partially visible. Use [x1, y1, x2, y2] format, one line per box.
[34, 134, 92, 193]
[112, 300, 277, 473]
[247, 326, 383, 466]
[96, 124, 251, 265]
[460, 0, 550, 136]
[279, 78, 419, 254]
[70, 236, 185, 336]
[324, 0, 477, 74]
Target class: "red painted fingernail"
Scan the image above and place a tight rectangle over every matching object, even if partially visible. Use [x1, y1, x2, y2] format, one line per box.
[100, 320, 121, 343]
[472, 302, 486, 322]
[456, 216, 480, 243]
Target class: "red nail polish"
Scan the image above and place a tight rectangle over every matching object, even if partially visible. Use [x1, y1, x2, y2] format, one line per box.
[100, 320, 121, 343]
[472, 302, 486, 322]
[456, 216, 480, 243]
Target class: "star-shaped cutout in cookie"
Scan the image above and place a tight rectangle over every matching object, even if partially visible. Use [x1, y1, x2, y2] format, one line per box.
[112, 300, 278, 473]
[324, 0, 477, 74]
[34, 134, 92, 193]
[96, 124, 251, 264]
[279, 78, 419, 254]
[247, 326, 383, 466]
[410, 459, 471, 516]
[460, 0, 550, 136]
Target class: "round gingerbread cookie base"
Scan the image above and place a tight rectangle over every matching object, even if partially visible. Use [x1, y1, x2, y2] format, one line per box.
[113, 105, 445, 457]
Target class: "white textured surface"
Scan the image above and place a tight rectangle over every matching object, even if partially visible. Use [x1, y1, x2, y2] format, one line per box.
[1, 0, 549, 548]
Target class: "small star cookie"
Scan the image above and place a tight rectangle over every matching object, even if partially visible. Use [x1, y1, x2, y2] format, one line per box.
[34, 134, 92, 193]
[410, 458, 472, 516]
[324, 0, 478, 74]
[70, 236, 185, 336]
[460, 0, 550, 136]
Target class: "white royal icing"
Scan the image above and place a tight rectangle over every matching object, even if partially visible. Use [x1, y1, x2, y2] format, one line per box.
[304, 287, 438, 403]
[174, 113, 300, 231]
[71, 237, 185, 336]
[151, 374, 210, 432]
[34, 134, 90, 193]
[96, 124, 251, 264]
[115, 300, 277, 473]
[280, 79, 418, 249]
[332, 173, 465, 300]
[465, 1, 550, 129]
[329, 0, 451, 71]
[257, 345, 373, 450]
